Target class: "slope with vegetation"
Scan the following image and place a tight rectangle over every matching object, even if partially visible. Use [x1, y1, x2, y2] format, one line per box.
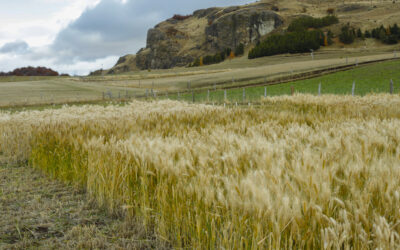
[103, 0, 400, 74]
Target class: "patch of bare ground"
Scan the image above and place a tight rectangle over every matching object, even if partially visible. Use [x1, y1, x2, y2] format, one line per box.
[0, 163, 168, 249]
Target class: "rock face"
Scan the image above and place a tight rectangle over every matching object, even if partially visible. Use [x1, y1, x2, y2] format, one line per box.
[135, 3, 283, 70]
[205, 6, 283, 51]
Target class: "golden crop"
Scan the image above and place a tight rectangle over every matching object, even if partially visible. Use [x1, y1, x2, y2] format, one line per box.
[1, 94, 400, 249]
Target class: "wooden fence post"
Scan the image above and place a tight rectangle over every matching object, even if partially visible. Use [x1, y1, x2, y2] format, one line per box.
[224, 89, 227, 102]
[390, 79, 394, 94]
[352, 81, 356, 96]
[264, 87, 267, 97]
[291, 86, 294, 96]
[207, 89, 210, 102]
[318, 83, 321, 96]
[243, 88, 246, 102]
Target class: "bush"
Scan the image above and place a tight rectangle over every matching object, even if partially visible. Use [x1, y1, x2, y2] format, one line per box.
[326, 8, 335, 15]
[190, 48, 231, 67]
[288, 15, 339, 32]
[249, 30, 323, 59]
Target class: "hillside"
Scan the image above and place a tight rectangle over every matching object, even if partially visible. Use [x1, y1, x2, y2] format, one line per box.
[105, 0, 400, 73]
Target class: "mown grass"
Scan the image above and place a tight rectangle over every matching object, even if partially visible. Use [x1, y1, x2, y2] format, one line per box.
[1, 95, 400, 249]
[166, 59, 400, 103]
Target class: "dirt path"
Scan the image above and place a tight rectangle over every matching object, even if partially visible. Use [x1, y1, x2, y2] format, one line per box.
[0, 164, 166, 249]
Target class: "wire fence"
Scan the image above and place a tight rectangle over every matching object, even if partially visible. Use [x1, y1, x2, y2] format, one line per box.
[98, 56, 400, 105]
[2, 56, 399, 108]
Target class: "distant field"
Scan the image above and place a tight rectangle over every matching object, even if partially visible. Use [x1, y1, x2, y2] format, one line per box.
[0, 76, 69, 82]
[170, 59, 400, 103]
[0, 51, 397, 108]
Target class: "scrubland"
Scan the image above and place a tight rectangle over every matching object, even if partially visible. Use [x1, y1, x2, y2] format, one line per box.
[1, 94, 400, 249]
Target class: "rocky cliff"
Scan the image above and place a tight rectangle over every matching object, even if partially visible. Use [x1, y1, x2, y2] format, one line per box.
[133, 3, 283, 70]
[106, 0, 400, 73]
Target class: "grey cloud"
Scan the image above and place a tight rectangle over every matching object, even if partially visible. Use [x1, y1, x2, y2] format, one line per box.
[0, 40, 30, 54]
[50, 0, 254, 63]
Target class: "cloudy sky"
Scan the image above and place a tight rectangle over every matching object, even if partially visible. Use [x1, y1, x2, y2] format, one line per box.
[0, 0, 254, 75]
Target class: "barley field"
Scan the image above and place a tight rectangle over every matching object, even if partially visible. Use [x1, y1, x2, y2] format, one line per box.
[1, 94, 400, 249]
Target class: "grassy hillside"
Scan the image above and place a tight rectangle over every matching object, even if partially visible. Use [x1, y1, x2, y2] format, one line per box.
[169, 59, 400, 103]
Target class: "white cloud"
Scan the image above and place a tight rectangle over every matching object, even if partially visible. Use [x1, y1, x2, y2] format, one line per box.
[0, 0, 100, 47]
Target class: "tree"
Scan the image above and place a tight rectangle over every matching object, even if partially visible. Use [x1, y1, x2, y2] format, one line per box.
[339, 25, 355, 44]
[214, 53, 222, 63]
[390, 23, 399, 36]
[383, 35, 398, 44]
[324, 32, 328, 46]
[357, 28, 363, 38]
[378, 29, 387, 41]
[192, 58, 200, 67]
[248, 30, 322, 59]
[235, 43, 245, 56]
[225, 48, 232, 57]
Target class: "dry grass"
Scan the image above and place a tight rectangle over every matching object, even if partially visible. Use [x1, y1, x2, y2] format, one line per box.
[0, 163, 167, 249]
[1, 94, 400, 248]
